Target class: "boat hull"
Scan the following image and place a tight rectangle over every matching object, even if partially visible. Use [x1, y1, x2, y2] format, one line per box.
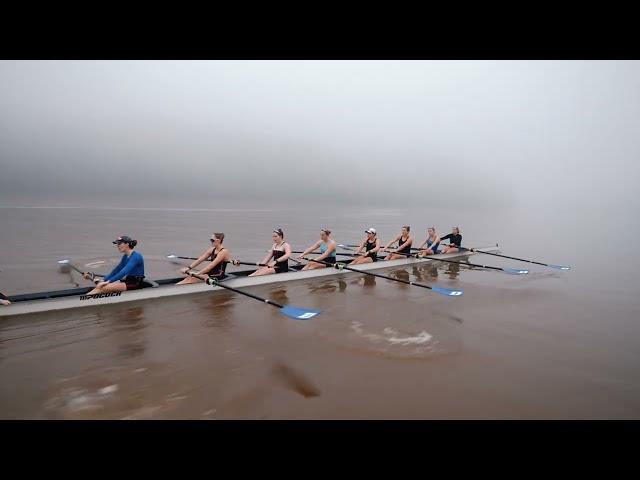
[0, 246, 498, 317]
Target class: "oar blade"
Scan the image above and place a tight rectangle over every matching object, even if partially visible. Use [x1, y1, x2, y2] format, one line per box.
[280, 305, 322, 320]
[503, 267, 529, 275]
[166, 254, 183, 264]
[57, 259, 71, 265]
[431, 286, 464, 297]
[549, 264, 571, 271]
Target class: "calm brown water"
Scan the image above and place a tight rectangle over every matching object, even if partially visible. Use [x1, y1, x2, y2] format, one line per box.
[1, 205, 639, 419]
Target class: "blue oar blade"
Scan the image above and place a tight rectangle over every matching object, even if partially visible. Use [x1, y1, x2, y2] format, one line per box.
[503, 267, 529, 275]
[549, 264, 571, 271]
[280, 305, 322, 320]
[431, 286, 463, 297]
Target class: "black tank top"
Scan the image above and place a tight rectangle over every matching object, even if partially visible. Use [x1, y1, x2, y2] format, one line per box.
[209, 247, 227, 276]
[365, 239, 378, 259]
[397, 236, 411, 254]
[273, 243, 288, 264]
[272, 242, 289, 272]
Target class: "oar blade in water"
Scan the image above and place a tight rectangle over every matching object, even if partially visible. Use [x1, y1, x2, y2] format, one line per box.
[549, 264, 571, 271]
[430, 286, 464, 297]
[280, 305, 322, 320]
[503, 267, 529, 275]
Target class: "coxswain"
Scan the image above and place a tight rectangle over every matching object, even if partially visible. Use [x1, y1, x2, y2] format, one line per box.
[86, 235, 145, 295]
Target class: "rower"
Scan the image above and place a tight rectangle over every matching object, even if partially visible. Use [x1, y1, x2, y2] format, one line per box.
[382, 225, 413, 260]
[177, 232, 230, 285]
[440, 226, 462, 253]
[249, 227, 292, 277]
[416, 227, 441, 256]
[350, 228, 380, 265]
[297, 228, 337, 270]
[86, 235, 145, 295]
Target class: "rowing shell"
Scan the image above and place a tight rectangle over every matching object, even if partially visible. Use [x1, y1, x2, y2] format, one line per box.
[0, 246, 498, 318]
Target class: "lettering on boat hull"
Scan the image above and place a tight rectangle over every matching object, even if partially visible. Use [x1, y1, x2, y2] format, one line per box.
[80, 292, 122, 301]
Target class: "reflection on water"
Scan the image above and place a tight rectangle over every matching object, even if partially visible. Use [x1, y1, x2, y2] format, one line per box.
[2, 206, 640, 419]
[443, 261, 460, 279]
[389, 269, 411, 289]
[200, 292, 235, 331]
[413, 263, 439, 282]
[99, 306, 147, 360]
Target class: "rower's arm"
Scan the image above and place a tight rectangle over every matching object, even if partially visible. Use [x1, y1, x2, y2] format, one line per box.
[417, 238, 427, 249]
[105, 255, 127, 280]
[397, 236, 412, 253]
[315, 242, 336, 261]
[440, 233, 452, 244]
[384, 235, 400, 249]
[198, 250, 228, 275]
[188, 248, 215, 270]
[105, 253, 142, 282]
[261, 251, 274, 265]
[371, 238, 381, 253]
[276, 243, 292, 263]
[300, 241, 321, 257]
[355, 239, 366, 254]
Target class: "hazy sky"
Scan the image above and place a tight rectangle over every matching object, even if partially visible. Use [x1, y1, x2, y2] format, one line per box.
[0, 60, 638, 215]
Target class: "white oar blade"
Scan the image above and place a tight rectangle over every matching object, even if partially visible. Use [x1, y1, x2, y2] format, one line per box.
[166, 254, 183, 264]
[549, 264, 571, 271]
[503, 267, 529, 275]
[280, 305, 322, 320]
[57, 259, 71, 265]
[431, 286, 463, 297]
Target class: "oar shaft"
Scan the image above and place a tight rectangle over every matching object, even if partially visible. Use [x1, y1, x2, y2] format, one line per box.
[188, 272, 285, 308]
[171, 256, 274, 268]
[388, 249, 506, 271]
[304, 257, 435, 291]
[464, 248, 550, 267]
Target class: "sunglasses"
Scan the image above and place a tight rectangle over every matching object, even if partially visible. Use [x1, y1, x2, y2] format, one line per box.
[210, 238, 219, 243]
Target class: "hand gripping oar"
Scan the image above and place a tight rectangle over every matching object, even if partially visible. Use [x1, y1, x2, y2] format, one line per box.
[461, 248, 571, 271]
[58, 259, 160, 288]
[301, 257, 463, 297]
[187, 271, 321, 320]
[359, 248, 529, 276]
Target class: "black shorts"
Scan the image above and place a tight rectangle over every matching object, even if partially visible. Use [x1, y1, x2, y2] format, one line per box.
[366, 252, 378, 262]
[274, 262, 289, 273]
[123, 276, 145, 291]
[323, 257, 336, 265]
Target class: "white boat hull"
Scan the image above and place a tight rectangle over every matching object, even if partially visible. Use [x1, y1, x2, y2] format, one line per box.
[0, 247, 498, 317]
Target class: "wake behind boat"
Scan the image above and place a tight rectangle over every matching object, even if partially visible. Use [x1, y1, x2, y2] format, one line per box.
[0, 246, 500, 318]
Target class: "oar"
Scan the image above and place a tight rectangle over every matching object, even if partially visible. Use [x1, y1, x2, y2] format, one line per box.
[373, 249, 529, 275]
[166, 254, 276, 268]
[301, 257, 463, 297]
[58, 259, 104, 282]
[461, 248, 571, 271]
[187, 271, 321, 320]
[58, 259, 160, 288]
